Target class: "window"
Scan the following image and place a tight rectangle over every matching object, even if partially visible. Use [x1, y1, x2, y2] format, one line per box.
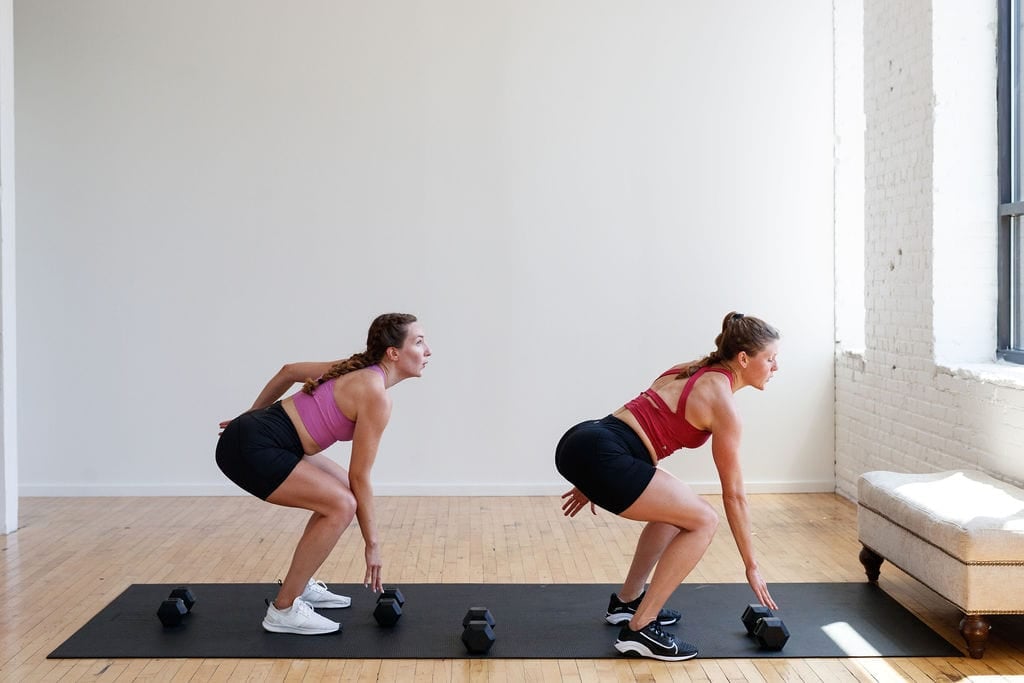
[999, 0, 1024, 363]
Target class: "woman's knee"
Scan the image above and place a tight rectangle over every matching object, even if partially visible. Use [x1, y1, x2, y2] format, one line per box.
[666, 499, 718, 540]
[696, 505, 720, 536]
[323, 485, 356, 522]
[273, 470, 357, 525]
[691, 503, 719, 539]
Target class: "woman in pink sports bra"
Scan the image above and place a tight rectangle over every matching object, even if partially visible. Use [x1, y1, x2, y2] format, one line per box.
[555, 312, 780, 661]
[217, 313, 431, 636]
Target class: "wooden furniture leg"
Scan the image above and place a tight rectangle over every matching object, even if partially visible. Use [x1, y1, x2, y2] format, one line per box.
[959, 614, 991, 659]
[859, 544, 883, 583]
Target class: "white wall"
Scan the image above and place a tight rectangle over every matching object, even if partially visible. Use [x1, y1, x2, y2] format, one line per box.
[834, 0, 864, 352]
[836, 1, 1023, 498]
[15, 1, 836, 496]
[1, 0, 16, 531]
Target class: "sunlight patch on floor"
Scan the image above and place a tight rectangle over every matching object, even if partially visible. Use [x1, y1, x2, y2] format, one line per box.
[822, 621, 881, 657]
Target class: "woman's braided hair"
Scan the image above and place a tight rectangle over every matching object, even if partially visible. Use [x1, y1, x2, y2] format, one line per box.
[678, 311, 780, 378]
[302, 313, 418, 394]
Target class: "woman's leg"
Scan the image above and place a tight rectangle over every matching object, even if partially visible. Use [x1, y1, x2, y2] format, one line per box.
[617, 522, 681, 601]
[618, 469, 719, 629]
[266, 458, 356, 609]
[294, 452, 352, 556]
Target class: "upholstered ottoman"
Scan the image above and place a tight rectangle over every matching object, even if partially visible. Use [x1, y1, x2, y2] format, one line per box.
[857, 470, 1024, 658]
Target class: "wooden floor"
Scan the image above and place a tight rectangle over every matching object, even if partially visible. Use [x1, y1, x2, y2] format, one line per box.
[2, 494, 1023, 682]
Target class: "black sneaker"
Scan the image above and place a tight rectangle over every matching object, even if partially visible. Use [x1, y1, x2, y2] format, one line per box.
[605, 592, 681, 626]
[614, 620, 698, 661]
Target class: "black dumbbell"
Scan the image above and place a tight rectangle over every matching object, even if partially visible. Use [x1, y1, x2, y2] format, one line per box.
[461, 606, 496, 654]
[157, 598, 188, 627]
[374, 587, 404, 627]
[462, 606, 495, 628]
[381, 587, 405, 606]
[740, 603, 789, 650]
[169, 587, 196, 612]
[157, 586, 196, 627]
[753, 616, 790, 650]
[741, 603, 773, 635]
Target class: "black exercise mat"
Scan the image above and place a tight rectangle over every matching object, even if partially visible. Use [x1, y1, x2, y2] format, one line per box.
[48, 582, 962, 659]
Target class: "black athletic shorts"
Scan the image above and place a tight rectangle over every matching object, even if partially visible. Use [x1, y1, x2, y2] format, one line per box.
[554, 415, 657, 514]
[215, 402, 304, 500]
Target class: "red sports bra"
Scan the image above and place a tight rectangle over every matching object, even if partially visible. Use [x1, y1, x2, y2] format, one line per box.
[623, 366, 733, 459]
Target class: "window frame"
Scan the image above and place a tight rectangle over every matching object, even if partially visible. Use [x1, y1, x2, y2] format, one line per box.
[998, 0, 1024, 363]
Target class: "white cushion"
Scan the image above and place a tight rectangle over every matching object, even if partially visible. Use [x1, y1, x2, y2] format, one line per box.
[858, 470, 1024, 563]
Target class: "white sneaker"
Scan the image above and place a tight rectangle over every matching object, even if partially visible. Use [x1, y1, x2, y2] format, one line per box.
[262, 598, 340, 635]
[300, 578, 352, 609]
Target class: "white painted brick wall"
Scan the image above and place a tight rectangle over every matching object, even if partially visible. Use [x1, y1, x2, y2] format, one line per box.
[835, 0, 1021, 500]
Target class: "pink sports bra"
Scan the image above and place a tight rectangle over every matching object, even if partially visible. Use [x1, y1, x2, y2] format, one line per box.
[623, 366, 733, 459]
[290, 365, 386, 450]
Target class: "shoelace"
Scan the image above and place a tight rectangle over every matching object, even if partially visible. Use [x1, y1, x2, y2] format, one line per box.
[307, 580, 329, 595]
[292, 598, 315, 618]
[645, 620, 673, 643]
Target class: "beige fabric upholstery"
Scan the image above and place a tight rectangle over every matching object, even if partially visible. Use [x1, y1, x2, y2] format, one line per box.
[857, 470, 1024, 615]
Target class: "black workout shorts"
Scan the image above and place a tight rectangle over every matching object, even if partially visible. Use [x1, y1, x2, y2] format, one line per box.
[554, 415, 657, 514]
[215, 402, 304, 500]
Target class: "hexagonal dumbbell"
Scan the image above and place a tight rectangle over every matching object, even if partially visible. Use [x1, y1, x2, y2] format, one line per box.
[740, 603, 773, 635]
[741, 602, 789, 650]
[381, 587, 405, 607]
[461, 606, 496, 654]
[753, 616, 790, 651]
[373, 587, 405, 627]
[157, 586, 196, 627]
[169, 587, 196, 612]
[157, 598, 189, 627]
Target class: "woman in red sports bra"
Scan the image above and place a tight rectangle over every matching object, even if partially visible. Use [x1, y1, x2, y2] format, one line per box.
[555, 311, 780, 661]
